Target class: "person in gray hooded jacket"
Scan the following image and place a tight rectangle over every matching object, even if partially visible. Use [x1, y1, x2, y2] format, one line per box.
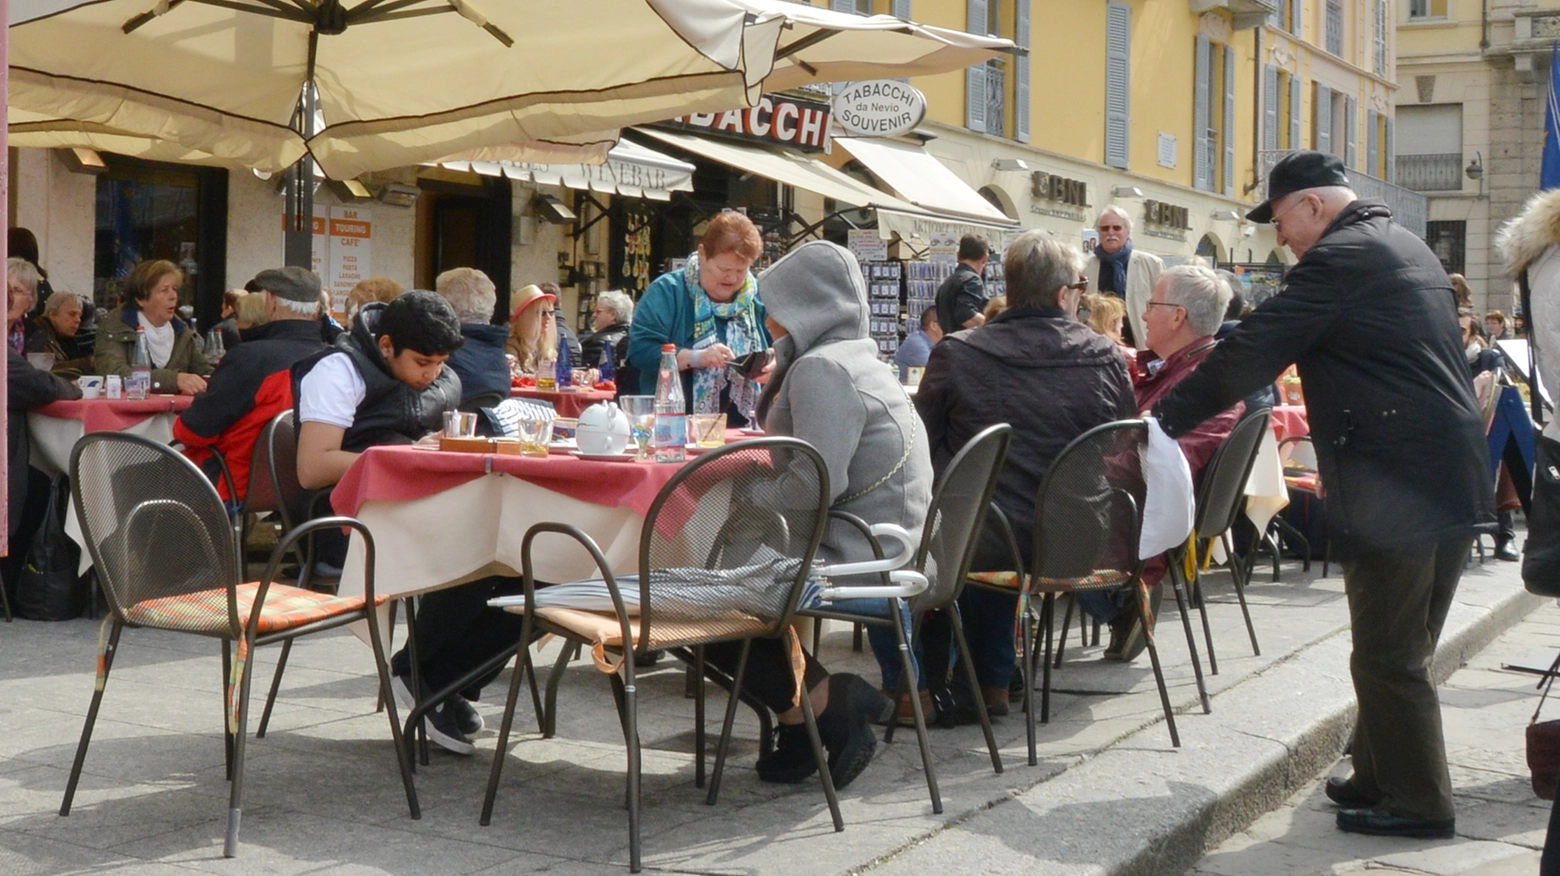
[703, 240, 933, 791]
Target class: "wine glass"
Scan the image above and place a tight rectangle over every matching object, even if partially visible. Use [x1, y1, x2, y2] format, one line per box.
[619, 395, 656, 460]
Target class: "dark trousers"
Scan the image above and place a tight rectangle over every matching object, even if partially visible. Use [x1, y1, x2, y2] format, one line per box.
[389, 575, 527, 700]
[1341, 536, 1471, 822]
[704, 637, 828, 715]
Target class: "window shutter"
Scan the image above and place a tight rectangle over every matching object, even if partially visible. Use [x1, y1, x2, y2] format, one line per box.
[1271, 0, 1287, 29]
[1384, 116, 1395, 183]
[1015, 0, 1030, 143]
[1263, 65, 1280, 152]
[1292, 0, 1304, 36]
[1314, 84, 1331, 154]
[1105, 2, 1132, 169]
[1345, 95, 1358, 168]
[832, 0, 854, 12]
[1289, 75, 1302, 149]
[1367, 108, 1379, 177]
[1194, 34, 1211, 190]
[965, 0, 988, 133]
[892, 0, 912, 19]
[1224, 44, 1237, 196]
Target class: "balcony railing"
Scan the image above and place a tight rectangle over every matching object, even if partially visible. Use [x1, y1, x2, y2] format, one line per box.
[1394, 153, 1465, 193]
[1259, 150, 1428, 239]
[985, 61, 1006, 140]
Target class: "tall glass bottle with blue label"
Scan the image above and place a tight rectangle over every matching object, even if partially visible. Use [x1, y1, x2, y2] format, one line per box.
[653, 344, 687, 463]
[128, 326, 152, 400]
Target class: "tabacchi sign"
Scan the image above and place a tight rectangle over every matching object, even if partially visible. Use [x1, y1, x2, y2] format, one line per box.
[831, 80, 928, 138]
[661, 94, 833, 153]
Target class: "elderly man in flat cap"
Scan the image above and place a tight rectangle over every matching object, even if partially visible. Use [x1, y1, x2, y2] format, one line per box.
[1153, 151, 1495, 840]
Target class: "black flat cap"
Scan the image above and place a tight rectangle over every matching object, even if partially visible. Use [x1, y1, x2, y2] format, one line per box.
[1246, 150, 1352, 223]
[252, 266, 322, 303]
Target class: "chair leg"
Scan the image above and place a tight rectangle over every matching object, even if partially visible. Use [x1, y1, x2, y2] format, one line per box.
[706, 639, 750, 806]
[1192, 569, 1218, 678]
[693, 645, 706, 790]
[221, 640, 235, 780]
[811, 618, 822, 655]
[543, 643, 575, 739]
[1323, 540, 1332, 578]
[796, 654, 844, 834]
[1224, 534, 1261, 657]
[852, 622, 864, 652]
[481, 616, 536, 827]
[404, 598, 428, 766]
[224, 637, 260, 857]
[1168, 562, 1212, 714]
[0, 575, 12, 621]
[892, 597, 941, 813]
[616, 665, 643, 872]
[255, 638, 292, 739]
[61, 621, 123, 815]
[364, 600, 420, 821]
[1020, 593, 1037, 766]
[948, 602, 1002, 775]
[1040, 593, 1055, 725]
[1053, 596, 1074, 669]
[1144, 637, 1181, 748]
[376, 599, 400, 714]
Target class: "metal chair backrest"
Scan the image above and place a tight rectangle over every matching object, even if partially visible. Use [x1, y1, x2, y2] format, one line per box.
[1192, 409, 1273, 541]
[263, 410, 317, 533]
[70, 432, 243, 636]
[917, 424, 1011, 611]
[636, 437, 830, 656]
[242, 410, 287, 518]
[1031, 420, 1147, 583]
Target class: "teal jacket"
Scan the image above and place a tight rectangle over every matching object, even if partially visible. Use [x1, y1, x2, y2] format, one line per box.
[626, 267, 770, 396]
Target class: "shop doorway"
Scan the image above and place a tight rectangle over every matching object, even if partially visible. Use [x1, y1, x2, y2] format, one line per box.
[415, 175, 512, 321]
[93, 157, 228, 327]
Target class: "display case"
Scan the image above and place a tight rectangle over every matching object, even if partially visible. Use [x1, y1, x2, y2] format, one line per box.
[862, 259, 903, 360]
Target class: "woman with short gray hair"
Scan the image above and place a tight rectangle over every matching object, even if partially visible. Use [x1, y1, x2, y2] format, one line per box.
[435, 267, 498, 324]
[580, 289, 635, 371]
[26, 291, 93, 375]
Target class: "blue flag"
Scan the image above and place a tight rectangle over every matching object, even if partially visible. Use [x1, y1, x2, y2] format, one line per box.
[1545, 43, 1560, 190]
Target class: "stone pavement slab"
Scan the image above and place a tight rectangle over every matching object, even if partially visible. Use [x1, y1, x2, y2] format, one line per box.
[0, 548, 1538, 874]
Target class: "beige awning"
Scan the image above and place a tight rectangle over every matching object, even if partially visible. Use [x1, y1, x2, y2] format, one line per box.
[834, 137, 1017, 226]
[433, 140, 696, 202]
[10, 0, 1014, 179]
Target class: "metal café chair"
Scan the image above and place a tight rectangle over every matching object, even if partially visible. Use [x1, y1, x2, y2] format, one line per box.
[1176, 409, 1272, 678]
[480, 438, 920, 872]
[60, 432, 417, 858]
[966, 420, 1186, 763]
[799, 423, 1012, 808]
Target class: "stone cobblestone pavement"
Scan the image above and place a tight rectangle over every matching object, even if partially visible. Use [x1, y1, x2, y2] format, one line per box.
[1192, 596, 1560, 876]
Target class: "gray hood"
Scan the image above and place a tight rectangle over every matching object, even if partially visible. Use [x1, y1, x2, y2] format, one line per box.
[757, 241, 870, 357]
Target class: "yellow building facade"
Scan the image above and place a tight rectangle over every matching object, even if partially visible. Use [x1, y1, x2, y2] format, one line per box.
[836, 0, 1417, 274]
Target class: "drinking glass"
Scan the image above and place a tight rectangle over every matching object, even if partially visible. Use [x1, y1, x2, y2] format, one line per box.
[692, 412, 726, 447]
[516, 415, 554, 457]
[619, 395, 656, 460]
[443, 411, 478, 438]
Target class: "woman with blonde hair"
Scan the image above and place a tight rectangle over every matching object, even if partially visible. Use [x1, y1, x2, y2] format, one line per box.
[506, 283, 558, 375]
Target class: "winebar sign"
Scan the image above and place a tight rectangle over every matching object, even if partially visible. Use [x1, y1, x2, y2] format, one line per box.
[831, 80, 927, 138]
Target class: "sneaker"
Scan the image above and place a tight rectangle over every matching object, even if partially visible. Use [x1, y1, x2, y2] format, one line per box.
[391, 673, 474, 756]
[817, 674, 889, 790]
[755, 723, 817, 784]
[445, 695, 485, 737]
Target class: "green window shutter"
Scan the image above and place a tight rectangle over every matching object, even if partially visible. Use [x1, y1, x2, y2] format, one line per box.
[1314, 83, 1331, 154]
[1194, 34, 1211, 190]
[1105, 1, 1132, 169]
[1263, 65, 1280, 152]
[892, 0, 912, 19]
[966, 0, 988, 133]
[1289, 75, 1302, 148]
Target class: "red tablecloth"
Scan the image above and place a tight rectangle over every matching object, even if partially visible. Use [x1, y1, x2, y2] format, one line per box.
[1271, 404, 1310, 442]
[510, 387, 616, 418]
[35, 395, 195, 433]
[332, 444, 684, 520]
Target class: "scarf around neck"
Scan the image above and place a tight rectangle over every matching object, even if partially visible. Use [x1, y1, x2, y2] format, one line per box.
[685, 251, 761, 415]
[1096, 239, 1134, 297]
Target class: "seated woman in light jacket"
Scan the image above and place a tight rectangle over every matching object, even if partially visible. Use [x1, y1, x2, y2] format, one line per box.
[703, 240, 934, 792]
[95, 260, 212, 395]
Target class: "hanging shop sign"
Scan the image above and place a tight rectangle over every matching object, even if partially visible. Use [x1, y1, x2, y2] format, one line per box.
[1029, 171, 1090, 221]
[1142, 199, 1191, 242]
[658, 94, 833, 153]
[830, 80, 927, 138]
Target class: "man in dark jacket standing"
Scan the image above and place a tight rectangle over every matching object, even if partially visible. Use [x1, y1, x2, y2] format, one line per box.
[1154, 151, 1495, 840]
[933, 234, 991, 333]
[917, 231, 1135, 716]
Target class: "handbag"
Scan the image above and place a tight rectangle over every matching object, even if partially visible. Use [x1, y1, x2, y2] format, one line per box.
[1528, 650, 1560, 800]
[16, 475, 88, 621]
[1518, 270, 1560, 596]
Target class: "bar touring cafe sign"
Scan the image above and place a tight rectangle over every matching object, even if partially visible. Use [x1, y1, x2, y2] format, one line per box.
[830, 80, 927, 138]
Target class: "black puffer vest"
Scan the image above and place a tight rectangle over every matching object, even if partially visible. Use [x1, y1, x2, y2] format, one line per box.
[292, 303, 462, 452]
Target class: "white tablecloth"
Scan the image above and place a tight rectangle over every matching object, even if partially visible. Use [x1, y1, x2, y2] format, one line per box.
[28, 409, 181, 476]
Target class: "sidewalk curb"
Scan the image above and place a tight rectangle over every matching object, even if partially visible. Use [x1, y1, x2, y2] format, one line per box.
[863, 575, 1544, 876]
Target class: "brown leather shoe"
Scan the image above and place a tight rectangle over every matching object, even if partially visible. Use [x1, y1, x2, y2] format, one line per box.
[874, 689, 936, 725]
[980, 685, 1010, 717]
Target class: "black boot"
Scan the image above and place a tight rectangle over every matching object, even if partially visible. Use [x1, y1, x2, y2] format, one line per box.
[816, 674, 890, 790]
[755, 723, 816, 784]
[1495, 511, 1520, 561]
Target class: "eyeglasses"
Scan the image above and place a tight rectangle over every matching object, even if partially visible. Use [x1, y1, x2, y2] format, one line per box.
[1144, 301, 1183, 310]
[1269, 195, 1309, 231]
[1069, 281, 1089, 292]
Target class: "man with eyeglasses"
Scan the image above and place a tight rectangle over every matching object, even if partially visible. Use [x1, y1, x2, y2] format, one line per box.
[1153, 150, 1495, 841]
[1085, 204, 1163, 349]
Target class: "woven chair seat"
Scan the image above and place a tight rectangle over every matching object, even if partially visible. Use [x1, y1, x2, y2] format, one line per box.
[121, 582, 380, 636]
[966, 569, 1130, 592]
[528, 605, 771, 674]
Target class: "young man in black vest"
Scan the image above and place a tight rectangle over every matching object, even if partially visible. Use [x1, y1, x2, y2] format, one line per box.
[293, 290, 522, 756]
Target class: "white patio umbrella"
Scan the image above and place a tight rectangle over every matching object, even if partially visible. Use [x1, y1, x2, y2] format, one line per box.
[8, 0, 1013, 180]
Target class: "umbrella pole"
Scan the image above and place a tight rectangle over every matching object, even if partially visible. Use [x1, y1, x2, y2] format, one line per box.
[283, 31, 319, 270]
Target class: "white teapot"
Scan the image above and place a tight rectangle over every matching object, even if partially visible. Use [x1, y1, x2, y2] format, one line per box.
[576, 401, 632, 455]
